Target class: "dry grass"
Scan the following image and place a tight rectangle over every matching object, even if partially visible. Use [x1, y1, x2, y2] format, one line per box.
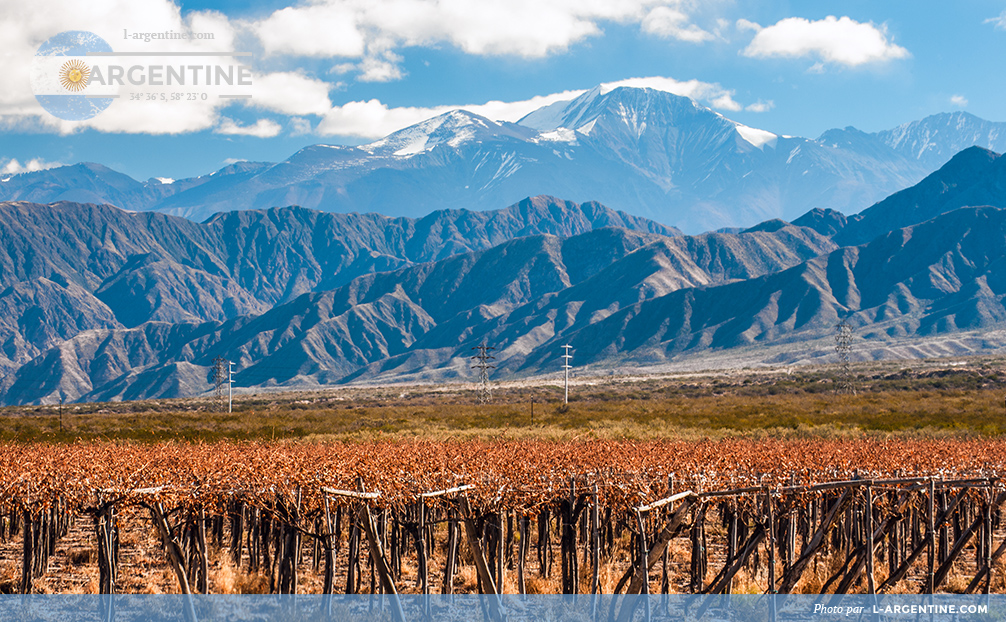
[0, 359, 1004, 443]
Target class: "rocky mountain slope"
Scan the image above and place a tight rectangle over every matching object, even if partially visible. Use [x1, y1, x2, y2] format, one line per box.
[0, 220, 838, 403]
[835, 147, 1006, 246]
[0, 195, 675, 377]
[527, 205, 1006, 371]
[4, 144, 1006, 404]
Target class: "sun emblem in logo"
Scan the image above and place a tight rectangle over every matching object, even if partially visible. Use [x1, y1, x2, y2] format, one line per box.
[59, 59, 90, 92]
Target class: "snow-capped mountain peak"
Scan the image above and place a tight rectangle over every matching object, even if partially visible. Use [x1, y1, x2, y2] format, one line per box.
[516, 86, 602, 132]
[517, 85, 710, 136]
[364, 109, 533, 156]
[0, 84, 966, 233]
[876, 111, 1006, 169]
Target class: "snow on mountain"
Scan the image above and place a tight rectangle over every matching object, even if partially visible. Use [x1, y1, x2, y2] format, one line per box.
[734, 124, 778, 150]
[876, 111, 1006, 169]
[363, 110, 533, 156]
[819, 112, 1006, 173]
[517, 86, 604, 132]
[0, 85, 975, 232]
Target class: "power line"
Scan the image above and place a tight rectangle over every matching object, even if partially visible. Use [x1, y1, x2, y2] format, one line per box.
[561, 344, 573, 405]
[470, 343, 495, 405]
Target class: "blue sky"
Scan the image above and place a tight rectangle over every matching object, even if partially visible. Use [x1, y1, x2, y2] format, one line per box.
[3, 0, 1006, 180]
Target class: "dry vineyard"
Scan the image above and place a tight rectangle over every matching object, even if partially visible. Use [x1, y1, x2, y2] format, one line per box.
[2, 439, 1006, 598]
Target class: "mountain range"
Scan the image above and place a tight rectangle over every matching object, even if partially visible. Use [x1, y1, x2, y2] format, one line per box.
[4, 86, 1006, 233]
[0, 195, 671, 381]
[3, 145, 1006, 403]
[0, 214, 833, 403]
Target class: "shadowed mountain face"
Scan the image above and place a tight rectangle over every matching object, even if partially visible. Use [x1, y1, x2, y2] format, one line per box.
[16, 200, 1006, 404]
[0, 220, 838, 404]
[0, 196, 676, 382]
[526, 206, 1006, 369]
[4, 142, 1006, 404]
[0, 87, 936, 233]
[835, 147, 1006, 246]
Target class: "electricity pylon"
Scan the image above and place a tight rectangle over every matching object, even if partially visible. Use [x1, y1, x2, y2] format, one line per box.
[212, 356, 228, 408]
[471, 343, 495, 404]
[835, 318, 855, 395]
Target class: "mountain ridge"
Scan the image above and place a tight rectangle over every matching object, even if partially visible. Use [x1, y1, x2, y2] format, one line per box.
[4, 196, 1006, 403]
[0, 218, 840, 403]
[835, 146, 1006, 246]
[0, 86, 952, 232]
[0, 195, 675, 379]
[1, 112, 1005, 402]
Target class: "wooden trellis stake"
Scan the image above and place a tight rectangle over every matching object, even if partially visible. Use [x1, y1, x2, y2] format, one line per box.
[615, 492, 696, 595]
[341, 482, 404, 622]
[879, 485, 969, 592]
[926, 478, 936, 593]
[777, 488, 851, 593]
[458, 495, 504, 622]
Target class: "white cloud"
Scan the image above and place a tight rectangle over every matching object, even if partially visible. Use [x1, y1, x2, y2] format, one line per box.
[216, 118, 282, 137]
[950, 94, 968, 108]
[710, 94, 741, 111]
[289, 117, 313, 135]
[984, 11, 1006, 30]
[252, 3, 366, 57]
[357, 52, 406, 83]
[0, 0, 735, 140]
[317, 99, 448, 138]
[1, 157, 63, 176]
[317, 76, 751, 139]
[316, 89, 593, 138]
[463, 90, 588, 122]
[741, 15, 910, 68]
[601, 76, 742, 111]
[248, 72, 333, 116]
[745, 100, 774, 113]
[330, 63, 358, 75]
[251, 0, 713, 80]
[641, 6, 714, 43]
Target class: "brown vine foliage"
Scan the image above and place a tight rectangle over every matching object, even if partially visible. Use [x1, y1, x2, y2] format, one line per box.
[0, 438, 1001, 516]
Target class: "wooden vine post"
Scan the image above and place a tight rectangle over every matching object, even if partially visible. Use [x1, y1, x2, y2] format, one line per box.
[458, 494, 504, 622]
[926, 478, 936, 593]
[865, 483, 875, 594]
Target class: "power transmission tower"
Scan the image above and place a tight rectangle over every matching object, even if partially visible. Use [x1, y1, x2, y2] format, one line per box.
[834, 318, 855, 395]
[561, 344, 573, 405]
[471, 343, 495, 404]
[212, 356, 227, 408]
[228, 360, 234, 414]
